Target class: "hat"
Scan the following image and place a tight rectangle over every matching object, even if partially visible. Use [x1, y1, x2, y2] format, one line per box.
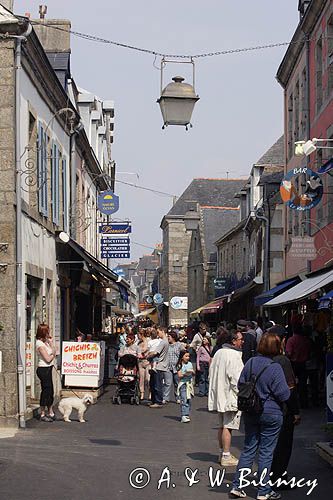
[237, 320, 247, 329]
[267, 325, 287, 338]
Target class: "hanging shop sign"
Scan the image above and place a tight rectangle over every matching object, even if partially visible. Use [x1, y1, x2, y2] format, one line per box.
[170, 296, 188, 310]
[214, 277, 228, 297]
[101, 239, 130, 252]
[280, 167, 323, 210]
[101, 251, 130, 259]
[113, 267, 125, 277]
[99, 222, 132, 234]
[289, 236, 317, 260]
[144, 295, 154, 305]
[153, 293, 164, 305]
[97, 190, 119, 216]
[326, 353, 333, 424]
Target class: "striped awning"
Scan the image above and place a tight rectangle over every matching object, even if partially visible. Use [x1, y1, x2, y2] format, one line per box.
[190, 296, 226, 316]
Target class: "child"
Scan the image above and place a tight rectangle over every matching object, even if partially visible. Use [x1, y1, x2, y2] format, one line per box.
[176, 350, 194, 423]
[196, 337, 211, 397]
[147, 329, 160, 372]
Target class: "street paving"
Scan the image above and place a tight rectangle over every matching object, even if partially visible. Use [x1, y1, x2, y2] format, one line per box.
[0, 387, 332, 500]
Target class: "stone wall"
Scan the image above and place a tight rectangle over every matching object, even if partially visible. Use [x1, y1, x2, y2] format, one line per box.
[161, 217, 192, 325]
[0, 38, 18, 426]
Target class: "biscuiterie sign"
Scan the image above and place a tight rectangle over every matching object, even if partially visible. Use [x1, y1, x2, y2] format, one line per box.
[61, 342, 101, 376]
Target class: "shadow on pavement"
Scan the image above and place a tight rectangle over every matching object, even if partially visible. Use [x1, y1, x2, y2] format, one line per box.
[187, 452, 217, 463]
[89, 438, 122, 446]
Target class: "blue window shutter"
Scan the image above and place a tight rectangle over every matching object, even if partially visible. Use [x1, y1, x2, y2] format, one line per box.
[51, 141, 55, 223]
[42, 130, 48, 216]
[37, 123, 43, 214]
[62, 157, 68, 232]
[56, 145, 60, 225]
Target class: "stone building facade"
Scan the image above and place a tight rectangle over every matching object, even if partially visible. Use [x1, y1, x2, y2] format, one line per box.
[0, 5, 125, 426]
[160, 178, 246, 326]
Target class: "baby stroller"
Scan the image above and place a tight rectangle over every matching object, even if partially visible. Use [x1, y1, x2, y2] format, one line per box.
[112, 354, 140, 405]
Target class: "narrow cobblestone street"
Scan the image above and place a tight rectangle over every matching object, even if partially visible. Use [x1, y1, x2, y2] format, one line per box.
[0, 389, 332, 500]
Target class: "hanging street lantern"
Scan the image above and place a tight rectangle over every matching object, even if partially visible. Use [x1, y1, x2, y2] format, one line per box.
[157, 59, 200, 130]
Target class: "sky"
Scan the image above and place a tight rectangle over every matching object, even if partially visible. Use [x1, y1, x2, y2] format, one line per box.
[14, 0, 299, 264]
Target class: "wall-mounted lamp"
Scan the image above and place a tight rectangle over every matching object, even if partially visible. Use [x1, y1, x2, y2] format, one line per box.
[295, 138, 333, 156]
[58, 231, 70, 243]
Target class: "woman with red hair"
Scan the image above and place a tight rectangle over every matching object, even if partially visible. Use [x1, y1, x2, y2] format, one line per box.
[36, 324, 57, 422]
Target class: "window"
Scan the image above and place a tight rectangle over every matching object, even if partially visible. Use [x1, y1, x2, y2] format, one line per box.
[62, 157, 68, 232]
[288, 92, 294, 159]
[316, 36, 323, 112]
[300, 68, 307, 137]
[51, 142, 60, 225]
[37, 123, 48, 216]
[328, 15, 333, 96]
[294, 80, 300, 141]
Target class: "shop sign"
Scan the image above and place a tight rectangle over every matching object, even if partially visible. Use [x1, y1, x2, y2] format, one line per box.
[170, 296, 188, 310]
[99, 222, 132, 234]
[97, 190, 119, 215]
[153, 293, 164, 305]
[289, 236, 317, 260]
[61, 342, 101, 376]
[327, 353, 333, 424]
[26, 342, 32, 387]
[214, 277, 228, 297]
[101, 251, 130, 259]
[280, 167, 323, 211]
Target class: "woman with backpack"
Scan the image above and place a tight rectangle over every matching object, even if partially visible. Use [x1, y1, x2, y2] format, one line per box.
[196, 336, 211, 396]
[230, 333, 290, 500]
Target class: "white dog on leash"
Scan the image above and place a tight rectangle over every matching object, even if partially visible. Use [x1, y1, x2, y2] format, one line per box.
[58, 394, 94, 423]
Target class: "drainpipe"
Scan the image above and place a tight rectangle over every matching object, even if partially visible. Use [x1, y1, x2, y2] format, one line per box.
[14, 24, 32, 428]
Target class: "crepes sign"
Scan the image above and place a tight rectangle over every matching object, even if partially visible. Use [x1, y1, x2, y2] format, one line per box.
[61, 342, 101, 376]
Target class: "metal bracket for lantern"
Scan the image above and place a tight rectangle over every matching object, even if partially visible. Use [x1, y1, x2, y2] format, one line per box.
[157, 58, 200, 130]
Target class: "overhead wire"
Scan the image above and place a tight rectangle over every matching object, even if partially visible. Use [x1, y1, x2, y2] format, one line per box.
[29, 19, 317, 60]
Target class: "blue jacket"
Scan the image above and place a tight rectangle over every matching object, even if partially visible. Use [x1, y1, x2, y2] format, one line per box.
[238, 355, 290, 415]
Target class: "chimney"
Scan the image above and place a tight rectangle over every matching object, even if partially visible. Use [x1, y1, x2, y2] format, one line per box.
[32, 6, 71, 53]
[298, 0, 311, 21]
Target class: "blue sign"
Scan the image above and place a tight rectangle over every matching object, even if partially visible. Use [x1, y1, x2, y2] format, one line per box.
[103, 238, 130, 245]
[99, 223, 132, 234]
[280, 167, 323, 211]
[102, 251, 130, 259]
[113, 267, 125, 277]
[153, 293, 164, 305]
[97, 191, 119, 215]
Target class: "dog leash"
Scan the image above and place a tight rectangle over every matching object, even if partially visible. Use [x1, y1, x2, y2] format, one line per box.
[52, 366, 90, 400]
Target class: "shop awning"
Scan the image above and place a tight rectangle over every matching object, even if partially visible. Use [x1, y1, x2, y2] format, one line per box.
[265, 269, 333, 307]
[231, 280, 258, 302]
[112, 307, 132, 316]
[57, 238, 130, 290]
[190, 296, 226, 317]
[134, 307, 156, 318]
[254, 278, 299, 307]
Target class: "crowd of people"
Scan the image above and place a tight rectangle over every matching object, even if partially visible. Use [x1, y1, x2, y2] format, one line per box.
[113, 316, 325, 499]
[34, 315, 325, 499]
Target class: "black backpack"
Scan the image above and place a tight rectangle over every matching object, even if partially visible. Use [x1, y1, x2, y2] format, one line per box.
[237, 359, 274, 415]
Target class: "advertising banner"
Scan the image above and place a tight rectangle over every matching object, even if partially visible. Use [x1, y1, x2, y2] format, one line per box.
[97, 191, 119, 215]
[102, 251, 130, 259]
[61, 342, 101, 376]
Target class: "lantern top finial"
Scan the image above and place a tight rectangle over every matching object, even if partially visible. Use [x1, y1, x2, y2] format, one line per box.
[160, 76, 198, 100]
